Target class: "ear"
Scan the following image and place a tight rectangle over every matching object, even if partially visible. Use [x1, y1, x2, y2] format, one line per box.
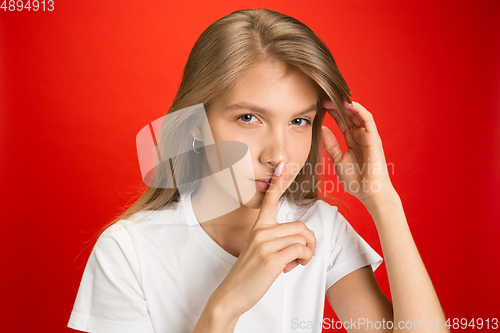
[190, 125, 203, 141]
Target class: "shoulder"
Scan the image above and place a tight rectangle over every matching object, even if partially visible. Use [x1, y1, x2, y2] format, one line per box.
[92, 222, 135, 264]
[93, 210, 162, 252]
[102, 204, 182, 234]
[94, 203, 185, 248]
[89, 213, 161, 279]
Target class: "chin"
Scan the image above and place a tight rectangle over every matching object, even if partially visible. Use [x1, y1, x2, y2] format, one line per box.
[241, 192, 266, 209]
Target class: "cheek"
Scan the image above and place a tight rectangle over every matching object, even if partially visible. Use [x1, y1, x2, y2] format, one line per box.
[206, 120, 227, 142]
[283, 136, 313, 190]
[208, 123, 257, 169]
[207, 118, 247, 144]
[289, 136, 312, 170]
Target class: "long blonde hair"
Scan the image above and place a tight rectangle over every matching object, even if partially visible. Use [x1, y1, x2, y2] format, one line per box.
[89, 8, 354, 245]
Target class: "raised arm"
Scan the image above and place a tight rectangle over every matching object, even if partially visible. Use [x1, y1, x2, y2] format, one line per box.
[322, 100, 449, 332]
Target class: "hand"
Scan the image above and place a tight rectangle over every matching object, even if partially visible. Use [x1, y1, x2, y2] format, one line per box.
[321, 100, 395, 204]
[211, 161, 317, 317]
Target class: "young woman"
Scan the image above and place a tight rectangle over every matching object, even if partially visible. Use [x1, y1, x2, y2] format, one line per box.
[68, 8, 449, 333]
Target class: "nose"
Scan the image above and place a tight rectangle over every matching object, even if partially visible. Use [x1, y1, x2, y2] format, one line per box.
[259, 131, 290, 173]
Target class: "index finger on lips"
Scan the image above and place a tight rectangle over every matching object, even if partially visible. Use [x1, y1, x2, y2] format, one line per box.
[254, 161, 286, 227]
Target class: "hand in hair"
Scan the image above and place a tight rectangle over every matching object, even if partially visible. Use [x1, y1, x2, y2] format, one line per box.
[321, 100, 396, 205]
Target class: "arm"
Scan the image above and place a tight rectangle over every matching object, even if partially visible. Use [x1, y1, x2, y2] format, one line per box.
[192, 295, 240, 333]
[327, 266, 393, 332]
[327, 190, 448, 332]
[322, 100, 449, 332]
[364, 190, 448, 331]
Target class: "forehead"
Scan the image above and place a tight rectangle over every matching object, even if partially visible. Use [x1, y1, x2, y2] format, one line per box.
[217, 61, 318, 115]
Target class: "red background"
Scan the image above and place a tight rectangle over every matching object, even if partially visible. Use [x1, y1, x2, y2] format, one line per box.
[1, 1, 499, 332]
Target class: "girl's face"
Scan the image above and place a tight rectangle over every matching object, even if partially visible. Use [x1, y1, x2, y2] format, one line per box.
[198, 60, 318, 208]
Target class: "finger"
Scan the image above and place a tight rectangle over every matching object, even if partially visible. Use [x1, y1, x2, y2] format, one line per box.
[321, 126, 344, 164]
[322, 99, 351, 134]
[273, 243, 314, 273]
[262, 234, 307, 253]
[347, 110, 366, 128]
[325, 107, 349, 135]
[283, 259, 300, 273]
[265, 221, 317, 258]
[254, 161, 287, 227]
[344, 101, 378, 134]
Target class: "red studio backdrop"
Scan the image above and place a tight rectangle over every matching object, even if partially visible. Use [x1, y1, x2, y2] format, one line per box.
[1, 1, 499, 332]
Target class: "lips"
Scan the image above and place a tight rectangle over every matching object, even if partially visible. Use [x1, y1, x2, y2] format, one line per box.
[254, 178, 272, 185]
[252, 178, 272, 192]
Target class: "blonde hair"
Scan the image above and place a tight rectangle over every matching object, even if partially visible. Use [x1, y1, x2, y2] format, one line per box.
[88, 8, 354, 246]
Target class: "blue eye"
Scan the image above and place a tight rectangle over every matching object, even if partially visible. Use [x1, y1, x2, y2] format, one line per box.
[291, 118, 312, 126]
[237, 113, 312, 126]
[238, 114, 258, 123]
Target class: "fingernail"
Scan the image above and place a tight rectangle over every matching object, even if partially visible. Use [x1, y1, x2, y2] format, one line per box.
[275, 161, 284, 177]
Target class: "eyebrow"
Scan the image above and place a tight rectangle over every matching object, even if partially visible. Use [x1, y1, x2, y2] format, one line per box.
[225, 102, 317, 117]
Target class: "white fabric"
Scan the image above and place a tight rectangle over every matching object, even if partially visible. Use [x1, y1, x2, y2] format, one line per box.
[68, 192, 382, 333]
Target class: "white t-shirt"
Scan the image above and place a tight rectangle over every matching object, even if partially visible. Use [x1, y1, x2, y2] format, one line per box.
[68, 191, 382, 333]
